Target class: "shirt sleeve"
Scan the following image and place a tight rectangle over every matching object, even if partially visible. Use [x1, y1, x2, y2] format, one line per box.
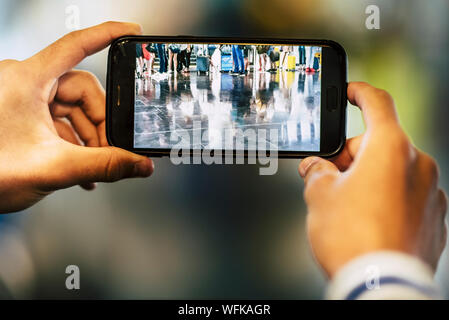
[326, 251, 442, 300]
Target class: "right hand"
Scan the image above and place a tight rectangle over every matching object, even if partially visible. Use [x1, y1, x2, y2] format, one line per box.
[299, 82, 447, 278]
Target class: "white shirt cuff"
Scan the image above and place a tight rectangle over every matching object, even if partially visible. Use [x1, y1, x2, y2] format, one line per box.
[326, 251, 441, 300]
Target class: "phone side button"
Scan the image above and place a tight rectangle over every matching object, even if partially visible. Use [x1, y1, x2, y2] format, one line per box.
[326, 86, 338, 111]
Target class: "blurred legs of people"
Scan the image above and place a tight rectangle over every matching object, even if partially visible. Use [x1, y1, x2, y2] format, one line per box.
[136, 44, 144, 79]
[298, 46, 306, 70]
[168, 46, 179, 74]
[232, 45, 245, 74]
[156, 43, 167, 74]
[305, 46, 318, 74]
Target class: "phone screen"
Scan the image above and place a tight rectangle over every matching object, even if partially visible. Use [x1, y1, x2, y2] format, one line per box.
[133, 43, 322, 152]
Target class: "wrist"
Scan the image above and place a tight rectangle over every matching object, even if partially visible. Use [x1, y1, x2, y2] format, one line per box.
[326, 250, 440, 299]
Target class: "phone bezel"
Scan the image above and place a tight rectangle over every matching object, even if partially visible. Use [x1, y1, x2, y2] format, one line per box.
[106, 36, 347, 158]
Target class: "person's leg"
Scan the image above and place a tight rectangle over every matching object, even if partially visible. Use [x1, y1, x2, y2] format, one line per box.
[143, 58, 149, 77]
[186, 50, 191, 69]
[182, 50, 188, 70]
[157, 44, 165, 73]
[174, 53, 178, 72]
[150, 53, 155, 71]
[168, 50, 173, 72]
[282, 51, 288, 70]
[164, 47, 168, 72]
[279, 52, 284, 70]
[232, 45, 239, 73]
[300, 46, 306, 66]
[311, 47, 319, 71]
[177, 50, 183, 71]
[156, 44, 161, 73]
[237, 48, 245, 73]
[141, 57, 145, 76]
[305, 46, 314, 70]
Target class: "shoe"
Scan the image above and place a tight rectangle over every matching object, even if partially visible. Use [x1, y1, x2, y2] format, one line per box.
[305, 67, 315, 74]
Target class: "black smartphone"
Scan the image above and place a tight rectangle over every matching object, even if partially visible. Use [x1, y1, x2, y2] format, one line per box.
[106, 36, 347, 158]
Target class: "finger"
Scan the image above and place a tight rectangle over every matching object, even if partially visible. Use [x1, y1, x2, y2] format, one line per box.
[51, 102, 100, 147]
[417, 151, 440, 191]
[53, 117, 81, 145]
[299, 157, 340, 203]
[330, 134, 364, 171]
[347, 82, 399, 131]
[299, 156, 340, 185]
[97, 121, 108, 147]
[53, 119, 96, 190]
[67, 107, 100, 147]
[54, 70, 106, 126]
[29, 21, 142, 80]
[61, 145, 154, 187]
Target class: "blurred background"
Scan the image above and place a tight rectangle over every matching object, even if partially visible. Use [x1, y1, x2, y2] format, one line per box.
[0, 0, 448, 299]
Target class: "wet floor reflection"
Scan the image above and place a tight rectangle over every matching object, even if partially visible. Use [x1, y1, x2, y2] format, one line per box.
[134, 70, 320, 151]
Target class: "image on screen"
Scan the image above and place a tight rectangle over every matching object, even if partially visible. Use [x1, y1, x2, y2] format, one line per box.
[134, 43, 321, 152]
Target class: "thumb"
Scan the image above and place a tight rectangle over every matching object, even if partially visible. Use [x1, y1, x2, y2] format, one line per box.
[299, 156, 340, 189]
[67, 145, 154, 185]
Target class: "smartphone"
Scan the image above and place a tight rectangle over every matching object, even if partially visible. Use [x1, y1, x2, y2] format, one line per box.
[106, 36, 347, 158]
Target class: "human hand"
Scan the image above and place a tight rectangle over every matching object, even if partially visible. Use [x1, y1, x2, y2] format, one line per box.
[299, 82, 447, 277]
[0, 22, 154, 214]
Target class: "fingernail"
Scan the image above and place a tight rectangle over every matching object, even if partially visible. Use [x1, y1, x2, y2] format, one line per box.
[133, 159, 154, 177]
[299, 157, 320, 178]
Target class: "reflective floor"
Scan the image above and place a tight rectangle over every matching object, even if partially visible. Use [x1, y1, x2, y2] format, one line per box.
[134, 70, 321, 151]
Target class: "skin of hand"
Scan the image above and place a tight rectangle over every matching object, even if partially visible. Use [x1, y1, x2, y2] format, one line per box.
[299, 82, 447, 278]
[0, 22, 154, 214]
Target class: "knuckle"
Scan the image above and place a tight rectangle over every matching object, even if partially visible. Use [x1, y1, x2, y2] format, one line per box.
[78, 70, 98, 83]
[388, 129, 412, 158]
[67, 30, 81, 40]
[101, 148, 131, 182]
[103, 21, 117, 27]
[0, 60, 21, 78]
[356, 81, 371, 90]
[427, 157, 439, 179]
[0, 59, 19, 72]
[420, 152, 439, 179]
[102, 149, 121, 182]
[375, 88, 394, 103]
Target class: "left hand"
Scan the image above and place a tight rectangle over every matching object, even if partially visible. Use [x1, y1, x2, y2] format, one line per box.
[0, 22, 154, 213]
